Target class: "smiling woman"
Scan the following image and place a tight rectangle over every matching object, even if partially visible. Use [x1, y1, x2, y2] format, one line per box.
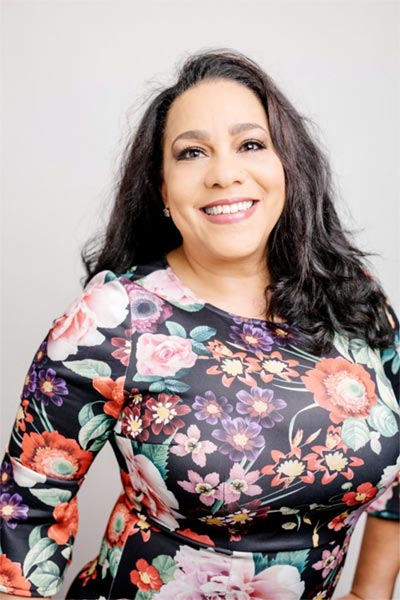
[0, 49, 399, 600]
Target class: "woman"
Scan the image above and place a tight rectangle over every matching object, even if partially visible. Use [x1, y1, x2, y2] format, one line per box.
[0, 49, 398, 600]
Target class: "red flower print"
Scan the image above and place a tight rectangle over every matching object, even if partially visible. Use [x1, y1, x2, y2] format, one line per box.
[15, 400, 34, 433]
[111, 330, 132, 366]
[20, 431, 92, 480]
[342, 482, 378, 506]
[0, 554, 31, 595]
[93, 375, 127, 418]
[176, 527, 215, 547]
[120, 405, 151, 441]
[145, 393, 191, 436]
[130, 558, 162, 592]
[302, 358, 378, 423]
[48, 497, 78, 545]
[78, 557, 99, 587]
[328, 512, 349, 531]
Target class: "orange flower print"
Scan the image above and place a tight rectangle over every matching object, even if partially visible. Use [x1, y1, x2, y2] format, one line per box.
[48, 497, 78, 545]
[259, 351, 300, 383]
[106, 497, 135, 546]
[93, 375, 127, 418]
[78, 557, 99, 587]
[302, 358, 378, 423]
[130, 558, 163, 592]
[342, 482, 378, 506]
[0, 554, 31, 595]
[20, 431, 92, 480]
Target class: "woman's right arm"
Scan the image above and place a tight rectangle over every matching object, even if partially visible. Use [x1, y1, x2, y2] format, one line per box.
[0, 270, 133, 598]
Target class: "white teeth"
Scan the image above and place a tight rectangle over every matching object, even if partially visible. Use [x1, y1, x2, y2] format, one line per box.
[204, 200, 254, 216]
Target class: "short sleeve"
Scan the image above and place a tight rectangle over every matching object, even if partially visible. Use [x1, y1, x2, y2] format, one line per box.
[367, 301, 400, 521]
[0, 271, 132, 597]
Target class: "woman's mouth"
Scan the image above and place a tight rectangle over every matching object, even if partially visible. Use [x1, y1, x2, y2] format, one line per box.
[203, 200, 254, 215]
[200, 198, 258, 224]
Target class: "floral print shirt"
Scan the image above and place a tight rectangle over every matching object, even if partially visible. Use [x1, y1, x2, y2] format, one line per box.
[0, 258, 399, 600]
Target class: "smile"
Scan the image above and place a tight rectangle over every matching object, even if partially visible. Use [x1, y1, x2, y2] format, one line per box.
[203, 200, 254, 216]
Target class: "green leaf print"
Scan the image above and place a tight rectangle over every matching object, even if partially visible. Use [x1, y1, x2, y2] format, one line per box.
[165, 321, 187, 338]
[253, 552, 269, 575]
[164, 379, 190, 393]
[138, 443, 169, 480]
[153, 554, 176, 583]
[23, 538, 58, 576]
[189, 325, 217, 342]
[78, 403, 95, 426]
[148, 380, 167, 393]
[270, 549, 310, 574]
[191, 340, 211, 356]
[29, 487, 72, 507]
[79, 414, 114, 449]
[108, 546, 123, 578]
[368, 404, 398, 437]
[29, 560, 60, 597]
[62, 359, 112, 379]
[332, 332, 353, 362]
[341, 418, 370, 451]
[376, 375, 400, 415]
[135, 592, 153, 600]
[28, 525, 43, 548]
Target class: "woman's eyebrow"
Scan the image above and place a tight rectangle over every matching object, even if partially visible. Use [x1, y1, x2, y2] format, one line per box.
[171, 122, 268, 146]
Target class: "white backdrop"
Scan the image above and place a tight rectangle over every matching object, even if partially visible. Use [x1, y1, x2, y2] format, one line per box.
[1, 1, 399, 598]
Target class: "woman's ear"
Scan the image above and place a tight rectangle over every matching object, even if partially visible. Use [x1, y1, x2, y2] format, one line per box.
[160, 181, 168, 205]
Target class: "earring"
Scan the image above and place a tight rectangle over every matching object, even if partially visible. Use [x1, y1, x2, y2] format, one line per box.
[163, 206, 171, 218]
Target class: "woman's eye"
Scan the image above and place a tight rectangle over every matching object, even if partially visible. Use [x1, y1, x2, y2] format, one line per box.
[240, 139, 266, 152]
[176, 147, 204, 160]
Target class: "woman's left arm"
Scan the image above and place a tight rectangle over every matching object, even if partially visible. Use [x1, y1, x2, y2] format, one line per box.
[338, 514, 399, 600]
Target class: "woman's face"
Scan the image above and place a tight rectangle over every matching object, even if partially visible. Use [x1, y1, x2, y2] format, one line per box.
[161, 78, 285, 265]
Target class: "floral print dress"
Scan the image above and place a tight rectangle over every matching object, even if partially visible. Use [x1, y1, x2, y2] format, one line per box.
[1, 257, 399, 600]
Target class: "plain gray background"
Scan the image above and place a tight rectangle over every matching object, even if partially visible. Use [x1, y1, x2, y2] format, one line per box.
[1, 0, 399, 598]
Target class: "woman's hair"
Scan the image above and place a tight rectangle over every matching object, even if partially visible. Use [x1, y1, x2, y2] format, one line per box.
[82, 48, 394, 354]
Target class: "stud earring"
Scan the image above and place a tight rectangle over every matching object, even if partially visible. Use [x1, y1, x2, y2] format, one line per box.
[163, 207, 171, 218]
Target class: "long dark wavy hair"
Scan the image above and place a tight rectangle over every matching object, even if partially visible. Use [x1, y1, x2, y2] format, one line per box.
[82, 48, 394, 354]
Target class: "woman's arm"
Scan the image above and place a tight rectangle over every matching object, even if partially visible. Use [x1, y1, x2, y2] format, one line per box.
[338, 515, 399, 600]
[0, 595, 50, 600]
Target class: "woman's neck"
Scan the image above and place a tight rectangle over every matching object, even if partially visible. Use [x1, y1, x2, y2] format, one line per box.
[165, 246, 273, 320]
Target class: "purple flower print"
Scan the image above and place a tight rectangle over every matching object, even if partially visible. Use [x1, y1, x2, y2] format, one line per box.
[34, 368, 69, 406]
[33, 340, 48, 367]
[0, 460, 13, 491]
[230, 323, 273, 353]
[128, 288, 173, 333]
[193, 391, 233, 425]
[236, 386, 287, 428]
[0, 493, 29, 529]
[22, 364, 37, 399]
[212, 417, 265, 462]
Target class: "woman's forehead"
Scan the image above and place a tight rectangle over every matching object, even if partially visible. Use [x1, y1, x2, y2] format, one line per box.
[164, 79, 268, 139]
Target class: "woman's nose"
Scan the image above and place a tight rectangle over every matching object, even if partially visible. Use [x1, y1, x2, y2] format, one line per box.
[204, 154, 246, 188]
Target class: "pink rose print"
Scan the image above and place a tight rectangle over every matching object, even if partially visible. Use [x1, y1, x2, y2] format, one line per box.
[140, 268, 203, 306]
[157, 545, 305, 599]
[116, 437, 181, 530]
[47, 272, 128, 361]
[136, 333, 197, 377]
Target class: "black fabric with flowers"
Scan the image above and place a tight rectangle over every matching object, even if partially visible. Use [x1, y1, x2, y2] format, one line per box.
[1, 258, 399, 600]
